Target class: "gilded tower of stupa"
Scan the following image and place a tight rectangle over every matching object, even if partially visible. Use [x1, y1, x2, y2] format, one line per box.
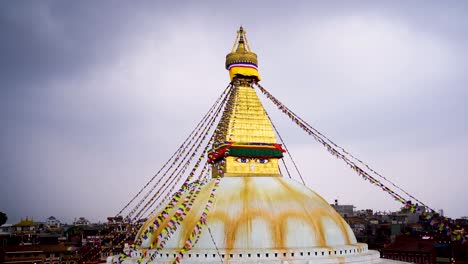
[108, 27, 396, 264]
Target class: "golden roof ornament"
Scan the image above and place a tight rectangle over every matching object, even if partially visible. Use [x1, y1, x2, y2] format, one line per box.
[225, 26, 261, 81]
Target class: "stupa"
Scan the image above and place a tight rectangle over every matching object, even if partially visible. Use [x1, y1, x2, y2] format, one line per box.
[107, 27, 401, 264]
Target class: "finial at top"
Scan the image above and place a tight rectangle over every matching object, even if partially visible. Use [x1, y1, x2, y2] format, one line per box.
[225, 26, 261, 81]
[232, 26, 249, 52]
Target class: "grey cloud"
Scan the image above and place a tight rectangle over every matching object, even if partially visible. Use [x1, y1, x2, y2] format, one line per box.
[1, 1, 467, 223]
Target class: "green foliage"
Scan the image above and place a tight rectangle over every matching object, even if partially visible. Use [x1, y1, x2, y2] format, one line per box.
[0, 211, 7, 226]
[65, 225, 83, 235]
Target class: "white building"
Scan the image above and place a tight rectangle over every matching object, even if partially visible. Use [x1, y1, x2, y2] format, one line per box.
[46, 216, 61, 228]
[73, 217, 90, 226]
[0, 223, 12, 235]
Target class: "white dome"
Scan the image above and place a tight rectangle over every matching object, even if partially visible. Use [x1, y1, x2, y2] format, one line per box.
[137, 176, 357, 250]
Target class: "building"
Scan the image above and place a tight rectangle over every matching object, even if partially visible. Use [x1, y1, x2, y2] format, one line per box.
[332, 199, 355, 217]
[12, 218, 38, 236]
[381, 235, 468, 264]
[0, 224, 13, 246]
[106, 27, 405, 264]
[0, 244, 79, 264]
[0, 224, 13, 236]
[11, 218, 39, 245]
[46, 216, 61, 229]
[382, 235, 436, 264]
[73, 217, 90, 226]
[345, 216, 368, 239]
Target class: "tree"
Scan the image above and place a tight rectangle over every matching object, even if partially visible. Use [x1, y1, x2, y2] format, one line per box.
[0, 211, 7, 226]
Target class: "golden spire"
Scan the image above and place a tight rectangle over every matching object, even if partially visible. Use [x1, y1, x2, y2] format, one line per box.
[225, 26, 261, 81]
[210, 82, 283, 177]
[209, 27, 282, 177]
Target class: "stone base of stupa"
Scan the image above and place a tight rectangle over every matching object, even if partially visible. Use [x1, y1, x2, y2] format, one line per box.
[107, 243, 408, 264]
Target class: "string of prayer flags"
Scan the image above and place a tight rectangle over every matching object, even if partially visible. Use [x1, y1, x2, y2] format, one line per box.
[171, 178, 221, 264]
[128, 85, 232, 222]
[256, 82, 412, 207]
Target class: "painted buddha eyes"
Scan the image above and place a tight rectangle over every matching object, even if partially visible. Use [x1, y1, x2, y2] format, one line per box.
[236, 158, 269, 163]
[237, 158, 250, 163]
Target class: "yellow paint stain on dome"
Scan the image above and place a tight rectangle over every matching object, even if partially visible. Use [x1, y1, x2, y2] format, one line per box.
[136, 191, 191, 247]
[278, 211, 323, 248]
[150, 192, 192, 248]
[137, 177, 357, 251]
[136, 212, 157, 242]
[176, 180, 216, 248]
[136, 177, 357, 251]
[205, 207, 351, 250]
[275, 178, 352, 245]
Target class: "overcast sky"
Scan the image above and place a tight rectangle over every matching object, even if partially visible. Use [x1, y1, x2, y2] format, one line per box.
[1, 1, 467, 224]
